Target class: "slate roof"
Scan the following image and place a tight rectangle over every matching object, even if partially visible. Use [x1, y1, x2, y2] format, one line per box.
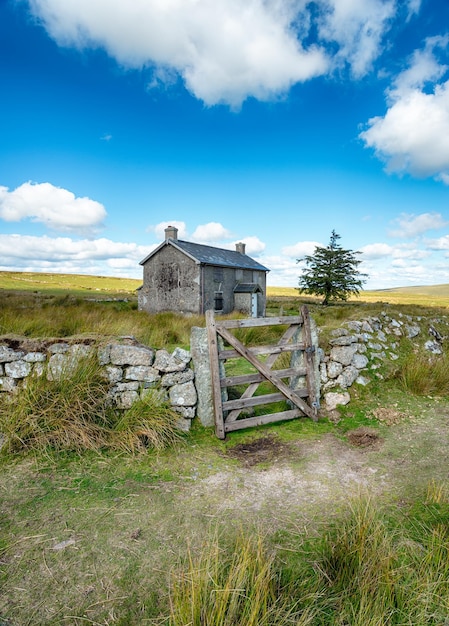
[140, 239, 269, 272]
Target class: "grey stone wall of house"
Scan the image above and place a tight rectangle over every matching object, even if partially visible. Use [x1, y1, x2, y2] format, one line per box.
[139, 245, 201, 314]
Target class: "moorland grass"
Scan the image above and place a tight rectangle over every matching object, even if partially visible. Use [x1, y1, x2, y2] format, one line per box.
[169, 491, 449, 625]
[0, 356, 182, 454]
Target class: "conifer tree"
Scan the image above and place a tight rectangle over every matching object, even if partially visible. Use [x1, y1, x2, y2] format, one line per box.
[298, 230, 367, 305]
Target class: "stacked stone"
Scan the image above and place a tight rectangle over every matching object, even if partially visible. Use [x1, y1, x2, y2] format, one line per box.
[0, 341, 197, 431]
[321, 312, 429, 410]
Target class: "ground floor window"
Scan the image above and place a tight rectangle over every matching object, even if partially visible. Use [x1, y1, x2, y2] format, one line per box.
[214, 291, 223, 311]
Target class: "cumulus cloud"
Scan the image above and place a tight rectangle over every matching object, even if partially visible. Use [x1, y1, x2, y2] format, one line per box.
[359, 242, 394, 258]
[282, 240, 321, 258]
[191, 222, 232, 242]
[389, 212, 448, 237]
[236, 236, 266, 254]
[0, 182, 106, 234]
[427, 235, 449, 250]
[0, 233, 148, 277]
[360, 36, 449, 182]
[151, 221, 188, 241]
[26, 0, 406, 106]
[317, 0, 396, 78]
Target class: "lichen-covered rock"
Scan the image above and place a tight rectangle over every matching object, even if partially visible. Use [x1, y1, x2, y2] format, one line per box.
[110, 344, 154, 366]
[406, 325, 420, 339]
[5, 360, 32, 379]
[0, 377, 17, 392]
[174, 406, 196, 419]
[48, 343, 69, 354]
[116, 390, 139, 409]
[327, 361, 343, 379]
[124, 365, 160, 383]
[169, 381, 197, 407]
[105, 365, 123, 383]
[330, 345, 358, 366]
[352, 353, 369, 369]
[324, 391, 350, 411]
[424, 340, 443, 354]
[154, 348, 191, 372]
[0, 346, 24, 363]
[336, 366, 359, 388]
[23, 352, 46, 363]
[329, 335, 357, 346]
[161, 369, 194, 387]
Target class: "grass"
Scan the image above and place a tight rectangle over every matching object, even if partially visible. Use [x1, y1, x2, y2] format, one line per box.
[0, 357, 182, 455]
[2, 272, 449, 622]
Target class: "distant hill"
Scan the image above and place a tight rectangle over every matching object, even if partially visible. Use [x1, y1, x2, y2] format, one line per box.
[1, 271, 449, 307]
[0, 271, 141, 298]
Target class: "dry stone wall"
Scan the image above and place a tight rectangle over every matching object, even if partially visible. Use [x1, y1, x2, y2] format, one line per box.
[1, 310, 446, 432]
[321, 311, 446, 411]
[0, 338, 197, 432]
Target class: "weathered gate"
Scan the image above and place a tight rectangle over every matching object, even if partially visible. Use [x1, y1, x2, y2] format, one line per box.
[206, 306, 319, 439]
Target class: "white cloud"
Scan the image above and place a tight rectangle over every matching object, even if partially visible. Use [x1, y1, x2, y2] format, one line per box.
[359, 242, 394, 258]
[389, 212, 448, 237]
[360, 36, 449, 182]
[237, 236, 265, 254]
[26, 0, 408, 107]
[282, 240, 321, 258]
[151, 221, 188, 241]
[28, 0, 328, 107]
[191, 222, 232, 242]
[0, 181, 106, 235]
[0, 234, 148, 277]
[317, 0, 396, 78]
[427, 235, 449, 250]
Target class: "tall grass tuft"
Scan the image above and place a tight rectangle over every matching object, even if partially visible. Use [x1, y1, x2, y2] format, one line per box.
[169, 531, 295, 626]
[398, 351, 449, 395]
[315, 498, 399, 625]
[0, 356, 113, 453]
[0, 359, 182, 454]
[111, 389, 183, 452]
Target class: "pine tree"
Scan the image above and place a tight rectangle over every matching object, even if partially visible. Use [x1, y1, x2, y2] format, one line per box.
[298, 230, 367, 305]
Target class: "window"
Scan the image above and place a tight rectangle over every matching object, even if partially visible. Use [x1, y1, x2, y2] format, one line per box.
[214, 267, 223, 283]
[214, 291, 223, 311]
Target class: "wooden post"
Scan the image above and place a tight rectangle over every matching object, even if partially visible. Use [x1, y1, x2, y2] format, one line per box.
[301, 305, 319, 421]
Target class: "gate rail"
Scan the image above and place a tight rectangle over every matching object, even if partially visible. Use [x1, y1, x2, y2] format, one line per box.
[206, 306, 319, 439]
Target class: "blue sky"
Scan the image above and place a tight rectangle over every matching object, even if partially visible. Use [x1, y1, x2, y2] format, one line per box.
[1, 0, 449, 289]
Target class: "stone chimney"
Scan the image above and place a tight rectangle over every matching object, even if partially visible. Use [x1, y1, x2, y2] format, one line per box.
[165, 225, 178, 241]
[235, 242, 246, 254]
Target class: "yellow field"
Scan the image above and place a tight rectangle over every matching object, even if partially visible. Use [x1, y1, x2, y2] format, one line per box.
[267, 284, 449, 308]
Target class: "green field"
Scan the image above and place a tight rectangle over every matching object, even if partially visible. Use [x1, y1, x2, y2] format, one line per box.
[0, 271, 141, 298]
[2, 271, 449, 307]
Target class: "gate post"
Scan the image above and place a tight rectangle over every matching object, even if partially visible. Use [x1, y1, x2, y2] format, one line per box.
[205, 310, 226, 439]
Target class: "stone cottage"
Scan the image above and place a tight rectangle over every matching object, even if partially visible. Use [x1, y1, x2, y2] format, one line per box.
[138, 226, 269, 316]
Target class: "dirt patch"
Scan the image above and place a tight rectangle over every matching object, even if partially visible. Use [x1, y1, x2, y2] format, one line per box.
[347, 426, 383, 449]
[225, 435, 291, 467]
[368, 407, 408, 425]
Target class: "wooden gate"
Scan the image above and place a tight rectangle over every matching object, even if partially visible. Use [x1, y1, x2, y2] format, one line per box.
[206, 306, 319, 439]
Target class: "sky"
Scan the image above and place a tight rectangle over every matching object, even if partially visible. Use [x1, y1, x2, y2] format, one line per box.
[1, 0, 449, 289]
